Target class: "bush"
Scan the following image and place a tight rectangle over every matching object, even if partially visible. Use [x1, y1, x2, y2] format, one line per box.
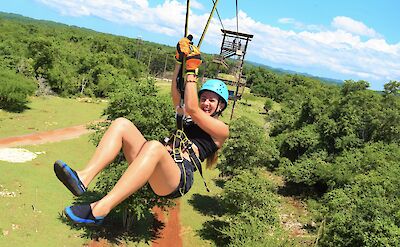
[222, 170, 279, 221]
[278, 150, 330, 187]
[328, 142, 400, 188]
[319, 170, 400, 247]
[264, 98, 274, 112]
[278, 124, 320, 162]
[0, 68, 36, 112]
[218, 170, 293, 246]
[222, 214, 293, 247]
[219, 116, 278, 176]
[315, 143, 400, 246]
[104, 77, 175, 140]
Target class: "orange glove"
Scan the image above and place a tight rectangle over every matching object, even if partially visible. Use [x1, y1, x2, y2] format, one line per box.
[175, 36, 202, 74]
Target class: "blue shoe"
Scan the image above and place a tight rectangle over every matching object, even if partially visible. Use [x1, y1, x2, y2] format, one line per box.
[64, 204, 105, 225]
[54, 160, 86, 196]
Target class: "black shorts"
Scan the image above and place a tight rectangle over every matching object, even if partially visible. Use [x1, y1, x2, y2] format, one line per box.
[163, 158, 195, 199]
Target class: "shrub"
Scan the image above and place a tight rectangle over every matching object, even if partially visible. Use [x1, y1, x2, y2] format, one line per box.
[0, 68, 36, 112]
[278, 150, 330, 187]
[316, 143, 400, 246]
[104, 77, 175, 140]
[278, 124, 320, 162]
[219, 116, 278, 176]
[219, 170, 293, 246]
[319, 170, 400, 247]
[264, 98, 274, 112]
[222, 170, 279, 222]
[222, 214, 293, 247]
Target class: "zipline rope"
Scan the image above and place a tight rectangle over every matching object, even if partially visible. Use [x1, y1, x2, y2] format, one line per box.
[212, 0, 225, 31]
[198, 0, 220, 49]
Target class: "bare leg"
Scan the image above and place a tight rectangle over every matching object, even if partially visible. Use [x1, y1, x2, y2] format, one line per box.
[77, 117, 147, 187]
[90, 140, 180, 217]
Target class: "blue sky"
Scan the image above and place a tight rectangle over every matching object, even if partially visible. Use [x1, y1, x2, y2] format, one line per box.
[1, 0, 399, 90]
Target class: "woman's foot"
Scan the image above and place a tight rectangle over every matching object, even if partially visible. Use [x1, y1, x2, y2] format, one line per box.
[54, 160, 87, 196]
[64, 204, 105, 225]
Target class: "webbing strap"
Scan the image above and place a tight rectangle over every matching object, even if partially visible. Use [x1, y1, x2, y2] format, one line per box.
[172, 129, 210, 193]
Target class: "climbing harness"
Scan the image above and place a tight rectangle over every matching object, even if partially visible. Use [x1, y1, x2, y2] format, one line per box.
[169, 128, 210, 195]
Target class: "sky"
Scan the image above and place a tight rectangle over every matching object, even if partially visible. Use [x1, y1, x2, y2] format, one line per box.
[1, 0, 399, 90]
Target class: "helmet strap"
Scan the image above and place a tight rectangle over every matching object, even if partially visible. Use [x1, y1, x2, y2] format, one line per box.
[210, 98, 222, 117]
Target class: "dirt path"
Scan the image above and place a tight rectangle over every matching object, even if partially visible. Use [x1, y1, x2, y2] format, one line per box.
[0, 124, 183, 247]
[152, 202, 182, 247]
[0, 124, 92, 148]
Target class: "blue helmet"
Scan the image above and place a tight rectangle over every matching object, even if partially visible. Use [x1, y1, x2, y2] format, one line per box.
[199, 79, 229, 112]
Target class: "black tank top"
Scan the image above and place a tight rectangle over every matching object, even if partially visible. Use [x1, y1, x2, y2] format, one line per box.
[184, 123, 218, 161]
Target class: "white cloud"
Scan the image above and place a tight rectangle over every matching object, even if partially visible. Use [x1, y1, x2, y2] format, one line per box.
[36, 0, 400, 90]
[230, 13, 400, 89]
[278, 17, 324, 32]
[332, 16, 380, 38]
[190, 0, 204, 10]
[278, 18, 294, 24]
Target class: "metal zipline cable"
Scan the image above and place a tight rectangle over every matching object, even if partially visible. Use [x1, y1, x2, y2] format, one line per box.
[235, 0, 239, 35]
[184, 0, 190, 37]
[198, 0, 220, 48]
[212, 0, 225, 31]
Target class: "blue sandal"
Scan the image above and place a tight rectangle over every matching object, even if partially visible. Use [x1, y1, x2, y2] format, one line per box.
[54, 160, 86, 196]
[65, 204, 105, 225]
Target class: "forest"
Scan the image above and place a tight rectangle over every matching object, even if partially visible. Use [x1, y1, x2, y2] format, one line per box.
[1, 11, 400, 246]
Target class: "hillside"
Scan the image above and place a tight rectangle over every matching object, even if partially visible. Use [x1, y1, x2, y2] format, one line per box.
[1, 11, 342, 87]
[248, 61, 343, 86]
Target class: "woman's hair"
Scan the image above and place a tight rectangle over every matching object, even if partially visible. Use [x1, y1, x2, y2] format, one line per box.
[206, 150, 219, 169]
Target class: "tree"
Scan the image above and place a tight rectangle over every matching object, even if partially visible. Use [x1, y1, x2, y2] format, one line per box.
[218, 170, 293, 247]
[341, 79, 369, 95]
[0, 68, 36, 112]
[219, 116, 278, 176]
[27, 38, 55, 78]
[384, 80, 400, 96]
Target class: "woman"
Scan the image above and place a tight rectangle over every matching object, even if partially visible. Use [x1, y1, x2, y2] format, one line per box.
[53, 38, 230, 225]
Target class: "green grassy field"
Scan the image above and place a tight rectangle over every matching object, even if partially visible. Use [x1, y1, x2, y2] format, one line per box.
[0, 96, 107, 138]
[0, 135, 98, 247]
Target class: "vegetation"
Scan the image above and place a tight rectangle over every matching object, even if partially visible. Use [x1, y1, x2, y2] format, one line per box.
[1, 11, 400, 247]
[218, 116, 278, 176]
[0, 68, 36, 112]
[252, 66, 400, 245]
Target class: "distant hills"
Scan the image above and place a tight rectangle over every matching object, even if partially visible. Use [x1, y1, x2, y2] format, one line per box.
[0, 11, 343, 86]
[248, 61, 344, 86]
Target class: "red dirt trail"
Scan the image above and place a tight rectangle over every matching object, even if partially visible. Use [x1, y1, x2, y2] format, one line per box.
[0, 124, 183, 247]
[152, 202, 182, 247]
[0, 124, 91, 148]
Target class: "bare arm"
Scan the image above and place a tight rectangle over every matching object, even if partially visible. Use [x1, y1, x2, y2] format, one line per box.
[184, 74, 229, 147]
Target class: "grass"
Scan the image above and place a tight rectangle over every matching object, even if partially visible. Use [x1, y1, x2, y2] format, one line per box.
[0, 96, 107, 138]
[179, 169, 224, 246]
[0, 135, 98, 247]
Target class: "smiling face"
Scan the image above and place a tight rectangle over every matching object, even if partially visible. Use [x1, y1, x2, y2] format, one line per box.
[199, 90, 225, 116]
